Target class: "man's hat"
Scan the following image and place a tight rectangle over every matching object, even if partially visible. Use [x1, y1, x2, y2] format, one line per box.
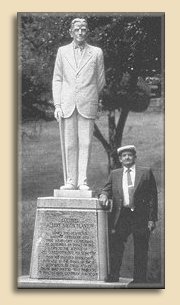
[117, 145, 136, 155]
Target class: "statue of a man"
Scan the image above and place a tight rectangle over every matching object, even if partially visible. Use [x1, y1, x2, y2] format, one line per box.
[52, 18, 106, 190]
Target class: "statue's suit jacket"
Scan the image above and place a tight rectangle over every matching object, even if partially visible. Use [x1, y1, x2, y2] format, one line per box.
[52, 42, 106, 119]
[101, 166, 158, 230]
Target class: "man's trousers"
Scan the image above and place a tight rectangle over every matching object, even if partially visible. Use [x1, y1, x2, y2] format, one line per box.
[109, 207, 150, 282]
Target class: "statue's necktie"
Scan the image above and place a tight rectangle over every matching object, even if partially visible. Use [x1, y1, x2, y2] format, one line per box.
[75, 46, 83, 67]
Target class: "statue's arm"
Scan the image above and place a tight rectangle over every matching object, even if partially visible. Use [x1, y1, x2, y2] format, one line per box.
[52, 48, 64, 119]
[96, 48, 106, 95]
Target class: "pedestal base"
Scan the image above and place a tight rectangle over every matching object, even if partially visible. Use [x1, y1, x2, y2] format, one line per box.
[30, 196, 109, 282]
[18, 275, 132, 288]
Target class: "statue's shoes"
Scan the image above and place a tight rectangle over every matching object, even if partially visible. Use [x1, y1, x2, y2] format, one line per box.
[78, 184, 90, 191]
[60, 183, 76, 190]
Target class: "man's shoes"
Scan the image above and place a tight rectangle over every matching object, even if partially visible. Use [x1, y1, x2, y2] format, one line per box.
[60, 183, 76, 190]
[128, 280, 136, 288]
[105, 274, 119, 283]
[128, 280, 147, 288]
[78, 184, 90, 191]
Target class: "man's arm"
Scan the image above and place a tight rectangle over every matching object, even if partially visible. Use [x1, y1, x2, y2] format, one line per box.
[52, 48, 64, 120]
[99, 173, 112, 208]
[148, 168, 158, 231]
[96, 48, 106, 95]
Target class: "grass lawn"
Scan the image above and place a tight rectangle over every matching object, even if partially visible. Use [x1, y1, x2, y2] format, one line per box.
[18, 109, 164, 285]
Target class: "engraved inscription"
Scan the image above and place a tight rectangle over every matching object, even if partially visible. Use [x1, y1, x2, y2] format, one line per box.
[36, 210, 99, 280]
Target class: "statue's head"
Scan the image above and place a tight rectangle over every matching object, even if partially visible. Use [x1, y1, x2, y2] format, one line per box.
[69, 18, 89, 45]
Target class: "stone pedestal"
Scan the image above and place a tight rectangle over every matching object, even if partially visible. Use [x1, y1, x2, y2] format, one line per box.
[18, 191, 132, 288]
[29, 193, 109, 281]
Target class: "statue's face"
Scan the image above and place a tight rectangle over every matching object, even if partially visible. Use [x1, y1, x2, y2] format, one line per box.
[70, 21, 88, 44]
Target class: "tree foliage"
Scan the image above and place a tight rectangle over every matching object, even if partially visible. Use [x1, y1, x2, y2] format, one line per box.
[19, 13, 163, 169]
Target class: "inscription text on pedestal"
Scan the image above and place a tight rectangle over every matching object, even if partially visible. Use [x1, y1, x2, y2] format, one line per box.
[36, 210, 99, 280]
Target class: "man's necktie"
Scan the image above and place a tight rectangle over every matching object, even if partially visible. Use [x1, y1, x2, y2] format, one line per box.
[127, 169, 134, 209]
[127, 168, 133, 186]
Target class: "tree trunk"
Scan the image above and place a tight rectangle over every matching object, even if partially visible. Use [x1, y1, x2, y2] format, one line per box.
[111, 107, 129, 169]
[93, 123, 111, 154]
[108, 110, 116, 171]
[93, 106, 130, 171]
[115, 107, 129, 148]
[93, 122, 111, 173]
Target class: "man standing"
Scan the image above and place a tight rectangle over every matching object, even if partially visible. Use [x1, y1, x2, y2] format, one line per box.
[52, 18, 105, 190]
[99, 145, 158, 286]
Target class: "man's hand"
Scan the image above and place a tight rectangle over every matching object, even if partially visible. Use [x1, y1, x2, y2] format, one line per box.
[148, 221, 156, 232]
[99, 194, 109, 209]
[54, 106, 64, 122]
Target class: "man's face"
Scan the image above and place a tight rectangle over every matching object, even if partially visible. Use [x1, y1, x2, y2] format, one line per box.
[119, 151, 136, 168]
[70, 22, 88, 45]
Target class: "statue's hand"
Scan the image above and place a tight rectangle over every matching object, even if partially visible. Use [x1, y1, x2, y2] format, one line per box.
[54, 106, 64, 121]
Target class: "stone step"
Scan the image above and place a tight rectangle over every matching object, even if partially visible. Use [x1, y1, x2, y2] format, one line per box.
[53, 189, 95, 198]
[18, 275, 132, 288]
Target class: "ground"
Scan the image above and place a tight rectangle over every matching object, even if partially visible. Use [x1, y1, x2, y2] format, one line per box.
[18, 108, 164, 285]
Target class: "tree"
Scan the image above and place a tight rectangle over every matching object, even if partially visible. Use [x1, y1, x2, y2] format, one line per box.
[86, 14, 163, 169]
[18, 13, 163, 169]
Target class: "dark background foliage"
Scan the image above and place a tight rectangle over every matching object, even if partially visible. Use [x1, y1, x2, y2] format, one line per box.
[18, 13, 163, 168]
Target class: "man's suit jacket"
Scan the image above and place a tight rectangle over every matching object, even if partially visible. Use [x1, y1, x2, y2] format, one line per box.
[52, 42, 106, 119]
[101, 166, 158, 230]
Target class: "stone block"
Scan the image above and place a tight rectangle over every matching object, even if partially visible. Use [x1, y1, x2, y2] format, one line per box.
[30, 196, 109, 281]
[18, 275, 133, 288]
[54, 189, 95, 198]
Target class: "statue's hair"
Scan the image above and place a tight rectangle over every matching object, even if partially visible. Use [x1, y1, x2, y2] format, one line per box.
[70, 18, 88, 29]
